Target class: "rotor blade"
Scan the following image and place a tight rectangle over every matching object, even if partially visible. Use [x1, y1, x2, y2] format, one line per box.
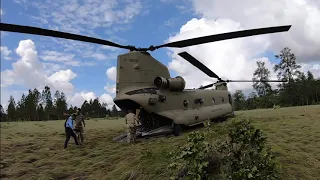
[178, 51, 220, 79]
[199, 79, 287, 90]
[155, 25, 291, 49]
[198, 84, 214, 89]
[0, 23, 130, 50]
[225, 80, 287, 83]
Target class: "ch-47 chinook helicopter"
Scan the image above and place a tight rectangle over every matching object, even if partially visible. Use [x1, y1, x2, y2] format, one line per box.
[0, 22, 290, 139]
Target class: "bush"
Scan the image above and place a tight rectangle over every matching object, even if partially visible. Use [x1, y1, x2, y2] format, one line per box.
[218, 120, 280, 180]
[168, 131, 213, 180]
[169, 119, 280, 180]
[273, 105, 280, 109]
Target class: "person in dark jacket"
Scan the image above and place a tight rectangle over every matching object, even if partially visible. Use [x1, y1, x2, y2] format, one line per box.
[64, 114, 79, 149]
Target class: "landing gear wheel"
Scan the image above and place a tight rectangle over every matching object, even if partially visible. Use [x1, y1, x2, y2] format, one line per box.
[173, 124, 182, 136]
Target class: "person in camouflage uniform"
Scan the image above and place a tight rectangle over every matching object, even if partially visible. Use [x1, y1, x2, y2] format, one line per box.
[74, 108, 86, 143]
[125, 109, 138, 143]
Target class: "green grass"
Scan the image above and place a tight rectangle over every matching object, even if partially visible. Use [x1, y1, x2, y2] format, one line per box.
[1, 105, 320, 180]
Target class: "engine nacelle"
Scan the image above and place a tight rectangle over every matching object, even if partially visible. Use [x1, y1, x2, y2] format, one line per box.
[154, 76, 186, 91]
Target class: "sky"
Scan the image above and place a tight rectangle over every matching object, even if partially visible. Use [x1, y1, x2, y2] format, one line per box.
[1, 0, 320, 111]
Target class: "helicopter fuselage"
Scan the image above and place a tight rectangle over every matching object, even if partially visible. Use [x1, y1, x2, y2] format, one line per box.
[113, 51, 234, 128]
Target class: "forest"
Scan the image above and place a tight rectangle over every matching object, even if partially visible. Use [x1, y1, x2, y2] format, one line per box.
[1, 47, 319, 122]
[0, 86, 124, 122]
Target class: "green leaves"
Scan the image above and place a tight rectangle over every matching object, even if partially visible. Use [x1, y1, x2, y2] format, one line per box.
[168, 131, 213, 180]
[169, 120, 280, 180]
[219, 120, 279, 180]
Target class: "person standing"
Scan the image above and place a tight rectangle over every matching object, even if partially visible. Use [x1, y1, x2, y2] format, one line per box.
[64, 114, 79, 149]
[74, 108, 86, 143]
[125, 109, 138, 143]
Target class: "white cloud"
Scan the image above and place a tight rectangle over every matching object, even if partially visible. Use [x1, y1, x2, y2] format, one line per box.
[89, 53, 108, 61]
[40, 51, 75, 62]
[68, 91, 118, 110]
[1, 39, 77, 94]
[38, 50, 96, 67]
[106, 66, 117, 82]
[164, 0, 320, 93]
[0, 8, 3, 16]
[42, 62, 66, 75]
[30, 0, 143, 35]
[104, 67, 117, 95]
[0, 89, 28, 112]
[101, 45, 119, 51]
[104, 83, 116, 94]
[1, 32, 8, 38]
[16, 0, 143, 65]
[1, 46, 12, 60]
[192, 0, 320, 62]
[300, 63, 320, 78]
[0, 40, 120, 112]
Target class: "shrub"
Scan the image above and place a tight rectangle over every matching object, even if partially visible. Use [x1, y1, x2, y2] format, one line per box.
[218, 120, 280, 180]
[168, 130, 213, 180]
[273, 105, 280, 109]
[169, 119, 280, 180]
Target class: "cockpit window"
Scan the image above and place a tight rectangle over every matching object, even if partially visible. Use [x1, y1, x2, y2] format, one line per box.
[125, 88, 159, 95]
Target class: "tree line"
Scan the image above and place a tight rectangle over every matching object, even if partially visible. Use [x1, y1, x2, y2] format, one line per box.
[1, 47, 319, 122]
[0, 86, 126, 122]
[232, 47, 320, 110]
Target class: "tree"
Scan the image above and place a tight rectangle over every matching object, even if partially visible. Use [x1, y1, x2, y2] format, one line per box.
[253, 61, 272, 96]
[246, 92, 258, 110]
[16, 94, 26, 121]
[0, 104, 4, 114]
[306, 71, 317, 104]
[37, 104, 45, 121]
[81, 100, 90, 115]
[0, 104, 7, 122]
[42, 86, 53, 120]
[274, 47, 301, 82]
[111, 104, 118, 117]
[252, 60, 273, 108]
[232, 90, 246, 110]
[274, 47, 301, 106]
[7, 95, 16, 121]
[24, 89, 41, 121]
[55, 91, 67, 120]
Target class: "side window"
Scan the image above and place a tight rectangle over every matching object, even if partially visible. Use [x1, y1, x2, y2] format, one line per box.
[221, 97, 224, 103]
[212, 98, 215, 104]
[183, 100, 189, 109]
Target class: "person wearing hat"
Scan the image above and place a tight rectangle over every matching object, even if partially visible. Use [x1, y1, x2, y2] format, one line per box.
[64, 113, 79, 149]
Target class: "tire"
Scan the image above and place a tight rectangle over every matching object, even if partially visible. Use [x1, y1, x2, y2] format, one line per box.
[173, 124, 182, 136]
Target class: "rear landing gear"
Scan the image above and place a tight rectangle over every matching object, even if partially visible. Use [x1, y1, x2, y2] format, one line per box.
[173, 123, 182, 136]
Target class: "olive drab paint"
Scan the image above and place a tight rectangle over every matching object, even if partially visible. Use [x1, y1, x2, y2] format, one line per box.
[113, 51, 235, 127]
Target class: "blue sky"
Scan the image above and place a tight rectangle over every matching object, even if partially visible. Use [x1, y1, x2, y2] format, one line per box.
[1, 0, 198, 99]
[1, 0, 287, 107]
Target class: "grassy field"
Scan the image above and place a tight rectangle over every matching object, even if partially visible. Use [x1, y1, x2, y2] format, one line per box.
[1, 105, 320, 180]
